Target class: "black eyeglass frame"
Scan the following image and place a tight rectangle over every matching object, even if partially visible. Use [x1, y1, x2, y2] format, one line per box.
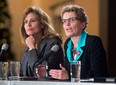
[61, 17, 80, 23]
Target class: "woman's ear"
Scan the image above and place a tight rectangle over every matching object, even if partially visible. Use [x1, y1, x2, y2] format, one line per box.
[81, 22, 86, 29]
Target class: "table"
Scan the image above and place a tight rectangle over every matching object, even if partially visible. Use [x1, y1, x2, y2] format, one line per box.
[0, 80, 116, 85]
[0, 81, 10, 85]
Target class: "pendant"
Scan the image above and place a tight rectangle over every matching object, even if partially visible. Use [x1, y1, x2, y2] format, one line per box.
[72, 48, 76, 53]
[75, 51, 80, 56]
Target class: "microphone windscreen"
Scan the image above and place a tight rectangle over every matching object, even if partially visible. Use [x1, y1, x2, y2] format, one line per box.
[1, 43, 9, 51]
[51, 45, 59, 52]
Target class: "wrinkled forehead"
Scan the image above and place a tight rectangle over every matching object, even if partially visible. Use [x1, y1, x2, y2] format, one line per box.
[62, 11, 76, 19]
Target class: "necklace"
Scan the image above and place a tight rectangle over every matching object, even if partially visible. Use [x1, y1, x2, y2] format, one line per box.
[72, 48, 80, 56]
[72, 47, 76, 53]
[67, 30, 87, 62]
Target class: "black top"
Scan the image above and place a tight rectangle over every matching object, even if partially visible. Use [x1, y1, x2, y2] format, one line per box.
[20, 37, 64, 77]
[64, 34, 109, 80]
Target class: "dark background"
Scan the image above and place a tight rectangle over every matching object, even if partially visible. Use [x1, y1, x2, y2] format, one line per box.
[107, 0, 116, 77]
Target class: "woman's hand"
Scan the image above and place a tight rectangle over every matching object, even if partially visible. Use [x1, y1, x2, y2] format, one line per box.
[49, 64, 69, 80]
[36, 64, 46, 77]
[25, 36, 35, 50]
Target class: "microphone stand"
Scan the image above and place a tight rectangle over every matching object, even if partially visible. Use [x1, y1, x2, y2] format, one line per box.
[0, 50, 4, 59]
[45, 61, 48, 77]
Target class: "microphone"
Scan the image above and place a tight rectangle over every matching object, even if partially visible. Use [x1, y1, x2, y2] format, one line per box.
[39, 44, 59, 64]
[0, 43, 9, 58]
[33, 45, 59, 68]
[33, 45, 59, 77]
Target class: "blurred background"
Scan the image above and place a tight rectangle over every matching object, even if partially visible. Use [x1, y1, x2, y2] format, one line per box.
[0, 0, 116, 77]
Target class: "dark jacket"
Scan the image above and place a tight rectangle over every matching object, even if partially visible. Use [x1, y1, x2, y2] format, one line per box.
[64, 34, 109, 79]
[20, 37, 64, 77]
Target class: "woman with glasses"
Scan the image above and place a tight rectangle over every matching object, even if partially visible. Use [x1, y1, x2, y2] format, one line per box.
[19, 6, 64, 77]
[49, 4, 109, 80]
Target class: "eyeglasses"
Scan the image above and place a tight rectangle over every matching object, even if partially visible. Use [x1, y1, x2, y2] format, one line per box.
[61, 17, 80, 24]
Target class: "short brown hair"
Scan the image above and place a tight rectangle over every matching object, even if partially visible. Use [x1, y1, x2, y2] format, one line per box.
[61, 5, 88, 29]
